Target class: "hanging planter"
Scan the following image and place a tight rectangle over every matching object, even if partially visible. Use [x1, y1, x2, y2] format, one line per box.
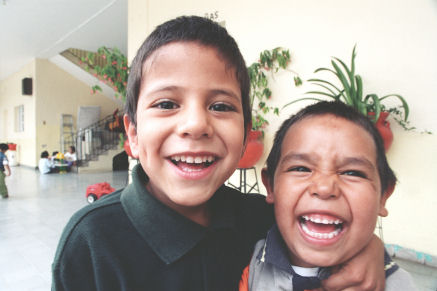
[237, 130, 264, 169]
[283, 45, 416, 151]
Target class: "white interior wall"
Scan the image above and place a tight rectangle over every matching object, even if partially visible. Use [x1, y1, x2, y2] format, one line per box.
[128, 0, 437, 256]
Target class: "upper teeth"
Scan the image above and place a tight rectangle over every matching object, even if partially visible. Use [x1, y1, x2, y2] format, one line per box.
[171, 155, 215, 164]
[302, 215, 343, 225]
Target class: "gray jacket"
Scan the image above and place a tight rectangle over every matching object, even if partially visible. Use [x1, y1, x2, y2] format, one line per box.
[248, 225, 416, 291]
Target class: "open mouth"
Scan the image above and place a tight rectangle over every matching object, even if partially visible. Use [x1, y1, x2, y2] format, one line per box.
[169, 154, 216, 172]
[299, 214, 344, 239]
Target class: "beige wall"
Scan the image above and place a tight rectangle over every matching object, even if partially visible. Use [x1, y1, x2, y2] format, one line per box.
[0, 61, 37, 167]
[128, 0, 437, 256]
[34, 58, 121, 165]
[0, 59, 121, 167]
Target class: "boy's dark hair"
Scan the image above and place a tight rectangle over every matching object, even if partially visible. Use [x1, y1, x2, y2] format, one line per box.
[52, 151, 59, 156]
[125, 15, 251, 136]
[41, 151, 49, 158]
[69, 146, 76, 153]
[0, 143, 9, 151]
[265, 101, 396, 194]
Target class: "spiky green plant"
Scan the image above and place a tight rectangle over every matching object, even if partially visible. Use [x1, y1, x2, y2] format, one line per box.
[283, 46, 410, 128]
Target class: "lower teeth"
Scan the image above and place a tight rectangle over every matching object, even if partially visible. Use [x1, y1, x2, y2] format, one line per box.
[301, 223, 341, 239]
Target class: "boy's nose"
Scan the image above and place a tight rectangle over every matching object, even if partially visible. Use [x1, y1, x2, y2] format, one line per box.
[176, 106, 213, 139]
[309, 174, 340, 200]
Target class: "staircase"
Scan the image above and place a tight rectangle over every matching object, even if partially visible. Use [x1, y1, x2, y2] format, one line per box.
[52, 48, 127, 172]
[72, 112, 124, 173]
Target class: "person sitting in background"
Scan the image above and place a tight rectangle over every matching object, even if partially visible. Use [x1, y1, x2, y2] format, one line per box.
[51, 151, 59, 164]
[39, 151, 56, 174]
[64, 146, 77, 168]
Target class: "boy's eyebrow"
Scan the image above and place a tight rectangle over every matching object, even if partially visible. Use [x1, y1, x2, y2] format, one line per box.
[279, 152, 313, 165]
[145, 85, 241, 101]
[208, 89, 241, 102]
[339, 157, 376, 170]
[279, 152, 376, 170]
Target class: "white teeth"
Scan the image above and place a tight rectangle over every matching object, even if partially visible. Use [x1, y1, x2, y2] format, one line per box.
[301, 223, 341, 239]
[171, 155, 216, 164]
[301, 215, 343, 225]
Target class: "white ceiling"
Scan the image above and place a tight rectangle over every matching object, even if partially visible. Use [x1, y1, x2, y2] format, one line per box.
[0, 0, 127, 81]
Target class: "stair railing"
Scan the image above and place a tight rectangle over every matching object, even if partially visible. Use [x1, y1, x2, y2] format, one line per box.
[72, 113, 124, 167]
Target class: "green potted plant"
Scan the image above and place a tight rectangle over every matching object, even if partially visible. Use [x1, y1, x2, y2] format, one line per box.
[82, 46, 129, 101]
[239, 47, 301, 168]
[82, 46, 133, 156]
[283, 45, 411, 151]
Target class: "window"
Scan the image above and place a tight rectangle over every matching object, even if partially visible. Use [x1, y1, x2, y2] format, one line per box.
[14, 105, 24, 132]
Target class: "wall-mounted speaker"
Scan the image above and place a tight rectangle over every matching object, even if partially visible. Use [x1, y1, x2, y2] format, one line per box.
[22, 78, 32, 95]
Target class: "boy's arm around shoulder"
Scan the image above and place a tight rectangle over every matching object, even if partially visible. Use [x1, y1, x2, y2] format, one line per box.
[322, 234, 385, 291]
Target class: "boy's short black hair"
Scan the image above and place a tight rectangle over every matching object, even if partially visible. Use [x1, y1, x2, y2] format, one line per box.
[52, 151, 59, 156]
[265, 101, 396, 194]
[69, 146, 76, 153]
[41, 151, 49, 158]
[125, 15, 251, 136]
[0, 143, 9, 151]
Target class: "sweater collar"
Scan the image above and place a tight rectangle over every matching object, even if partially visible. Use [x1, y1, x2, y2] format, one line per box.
[121, 164, 236, 265]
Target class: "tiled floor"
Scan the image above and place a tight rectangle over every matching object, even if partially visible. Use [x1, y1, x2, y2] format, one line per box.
[0, 166, 128, 291]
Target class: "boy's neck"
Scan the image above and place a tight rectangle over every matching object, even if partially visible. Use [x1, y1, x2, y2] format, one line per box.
[145, 184, 211, 227]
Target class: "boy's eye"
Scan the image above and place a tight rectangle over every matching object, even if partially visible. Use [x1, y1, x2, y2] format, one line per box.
[341, 170, 367, 178]
[209, 102, 236, 112]
[288, 166, 311, 172]
[152, 100, 178, 110]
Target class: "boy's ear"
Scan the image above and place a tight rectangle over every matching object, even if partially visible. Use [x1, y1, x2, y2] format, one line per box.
[123, 114, 140, 159]
[261, 168, 275, 204]
[378, 182, 396, 217]
[240, 122, 252, 158]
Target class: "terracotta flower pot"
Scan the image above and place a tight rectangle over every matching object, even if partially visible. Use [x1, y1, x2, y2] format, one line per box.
[369, 112, 393, 151]
[237, 130, 264, 169]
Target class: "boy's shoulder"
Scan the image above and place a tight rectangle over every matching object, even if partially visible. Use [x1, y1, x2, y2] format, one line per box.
[53, 189, 125, 262]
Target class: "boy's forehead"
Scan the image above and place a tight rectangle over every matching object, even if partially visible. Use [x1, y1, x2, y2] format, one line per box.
[138, 41, 240, 96]
[283, 114, 378, 158]
[141, 41, 226, 74]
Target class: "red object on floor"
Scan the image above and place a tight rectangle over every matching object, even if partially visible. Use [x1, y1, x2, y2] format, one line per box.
[86, 182, 115, 203]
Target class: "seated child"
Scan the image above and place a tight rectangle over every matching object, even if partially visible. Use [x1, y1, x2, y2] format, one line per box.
[39, 150, 56, 174]
[51, 151, 59, 164]
[64, 146, 77, 168]
[240, 101, 416, 290]
[52, 16, 388, 291]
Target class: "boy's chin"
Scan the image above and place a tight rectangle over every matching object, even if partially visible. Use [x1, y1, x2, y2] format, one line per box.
[291, 250, 349, 268]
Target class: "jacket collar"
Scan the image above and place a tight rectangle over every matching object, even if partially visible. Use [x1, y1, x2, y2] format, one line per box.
[121, 164, 236, 265]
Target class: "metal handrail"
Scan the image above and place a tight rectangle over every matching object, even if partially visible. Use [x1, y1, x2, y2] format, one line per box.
[63, 113, 124, 167]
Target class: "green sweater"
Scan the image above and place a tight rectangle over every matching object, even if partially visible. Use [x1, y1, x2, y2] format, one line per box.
[52, 165, 274, 291]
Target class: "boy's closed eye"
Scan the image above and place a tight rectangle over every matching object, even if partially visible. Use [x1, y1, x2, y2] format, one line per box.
[287, 166, 311, 172]
[340, 170, 368, 179]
